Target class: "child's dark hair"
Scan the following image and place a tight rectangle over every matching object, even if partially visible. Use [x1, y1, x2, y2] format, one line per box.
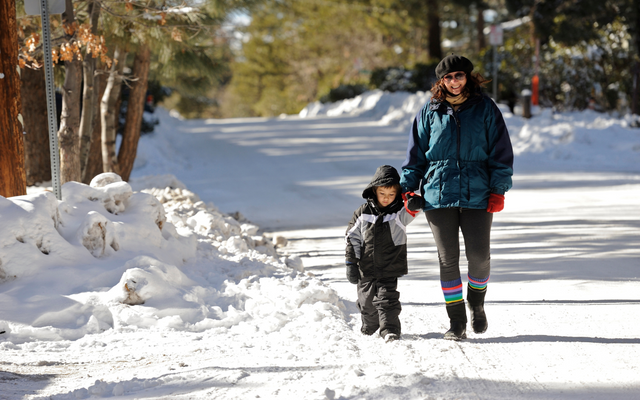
[375, 183, 402, 193]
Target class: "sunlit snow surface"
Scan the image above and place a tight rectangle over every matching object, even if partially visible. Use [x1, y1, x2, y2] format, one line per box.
[1, 90, 640, 399]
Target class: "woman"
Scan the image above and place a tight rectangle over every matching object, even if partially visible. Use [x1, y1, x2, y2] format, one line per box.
[400, 54, 514, 340]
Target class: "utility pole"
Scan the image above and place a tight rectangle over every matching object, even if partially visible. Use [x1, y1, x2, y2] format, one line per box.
[24, 0, 65, 199]
[0, 0, 27, 197]
[489, 25, 503, 102]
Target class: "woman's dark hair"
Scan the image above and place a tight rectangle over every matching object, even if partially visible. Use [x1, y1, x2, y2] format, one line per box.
[430, 72, 491, 102]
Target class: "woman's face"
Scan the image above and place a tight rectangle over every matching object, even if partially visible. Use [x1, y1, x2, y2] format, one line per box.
[442, 71, 467, 96]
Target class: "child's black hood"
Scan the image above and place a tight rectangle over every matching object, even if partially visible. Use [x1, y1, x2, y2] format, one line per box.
[362, 165, 401, 199]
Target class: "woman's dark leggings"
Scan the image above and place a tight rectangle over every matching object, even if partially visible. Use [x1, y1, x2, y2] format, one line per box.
[425, 208, 493, 303]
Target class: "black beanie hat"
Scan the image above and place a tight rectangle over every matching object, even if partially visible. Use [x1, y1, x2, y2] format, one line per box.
[435, 54, 474, 80]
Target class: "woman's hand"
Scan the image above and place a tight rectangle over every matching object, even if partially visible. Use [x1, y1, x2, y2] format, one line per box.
[487, 193, 505, 213]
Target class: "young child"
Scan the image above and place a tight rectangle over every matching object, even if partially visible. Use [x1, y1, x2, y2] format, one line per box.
[345, 165, 424, 342]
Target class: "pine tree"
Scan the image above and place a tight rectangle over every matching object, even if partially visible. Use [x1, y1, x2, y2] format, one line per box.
[58, 0, 83, 184]
[21, 67, 51, 186]
[17, 0, 256, 184]
[226, 0, 407, 117]
[79, 0, 101, 182]
[504, 0, 639, 112]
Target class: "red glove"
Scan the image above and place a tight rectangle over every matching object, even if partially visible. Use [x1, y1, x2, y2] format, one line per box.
[402, 192, 423, 217]
[486, 193, 505, 213]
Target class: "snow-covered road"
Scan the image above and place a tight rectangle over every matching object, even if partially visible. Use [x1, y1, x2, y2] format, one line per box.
[2, 91, 640, 399]
[272, 172, 640, 400]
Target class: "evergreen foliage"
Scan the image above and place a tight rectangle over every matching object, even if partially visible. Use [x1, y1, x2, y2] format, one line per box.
[319, 84, 368, 103]
[16, 0, 640, 118]
[502, 0, 639, 113]
[369, 62, 439, 93]
[223, 0, 452, 116]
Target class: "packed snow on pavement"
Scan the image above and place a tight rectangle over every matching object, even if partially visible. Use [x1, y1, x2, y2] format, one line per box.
[1, 89, 640, 399]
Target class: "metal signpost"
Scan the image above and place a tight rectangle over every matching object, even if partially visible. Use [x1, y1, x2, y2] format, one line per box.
[24, 0, 65, 200]
[489, 25, 503, 102]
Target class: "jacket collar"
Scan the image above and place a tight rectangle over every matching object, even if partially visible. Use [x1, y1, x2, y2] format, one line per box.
[430, 90, 483, 113]
[367, 197, 403, 215]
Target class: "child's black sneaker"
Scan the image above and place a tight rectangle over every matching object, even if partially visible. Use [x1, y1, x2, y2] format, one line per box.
[380, 330, 400, 342]
[384, 333, 400, 343]
[361, 326, 377, 336]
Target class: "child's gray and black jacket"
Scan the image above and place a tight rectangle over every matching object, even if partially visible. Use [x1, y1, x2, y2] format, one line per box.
[345, 165, 417, 279]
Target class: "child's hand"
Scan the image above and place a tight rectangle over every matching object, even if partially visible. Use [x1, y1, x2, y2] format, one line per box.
[403, 192, 425, 216]
[345, 262, 360, 284]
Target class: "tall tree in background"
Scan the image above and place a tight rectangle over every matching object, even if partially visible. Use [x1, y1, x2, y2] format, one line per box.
[358, 0, 443, 63]
[426, 0, 443, 60]
[504, 0, 638, 110]
[227, 0, 412, 116]
[0, 0, 27, 197]
[621, 0, 640, 114]
[452, 0, 489, 52]
[504, 0, 621, 51]
[82, 73, 107, 183]
[16, 0, 256, 184]
[58, 0, 84, 184]
[79, 0, 102, 181]
[101, 46, 126, 175]
[20, 67, 51, 186]
[16, 0, 112, 185]
[118, 44, 150, 181]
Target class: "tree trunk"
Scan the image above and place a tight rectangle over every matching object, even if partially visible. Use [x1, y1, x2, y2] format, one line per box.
[476, 3, 487, 52]
[21, 67, 51, 186]
[426, 0, 442, 61]
[58, 0, 83, 184]
[83, 72, 107, 184]
[118, 44, 151, 181]
[414, 27, 423, 63]
[632, 0, 640, 115]
[101, 47, 126, 174]
[633, 62, 640, 116]
[79, 1, 101, 179]
[0, 0, 27, 197]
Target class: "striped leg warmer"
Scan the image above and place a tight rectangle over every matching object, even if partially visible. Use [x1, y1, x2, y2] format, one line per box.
[468, 274, 489, 292]
[441, 278, 463, 305]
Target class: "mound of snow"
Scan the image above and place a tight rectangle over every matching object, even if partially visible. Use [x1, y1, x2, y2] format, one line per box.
[299, 89, 431, 127]
[301, 89, 640, 173]
[0, 173, 345, 345]
[510, 109, 640, 172]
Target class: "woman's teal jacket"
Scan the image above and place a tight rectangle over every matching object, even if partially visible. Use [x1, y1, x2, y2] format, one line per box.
[400, 92, 514, 210]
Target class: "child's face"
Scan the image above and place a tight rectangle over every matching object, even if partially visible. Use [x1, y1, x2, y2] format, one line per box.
[376, 186, 397, 207]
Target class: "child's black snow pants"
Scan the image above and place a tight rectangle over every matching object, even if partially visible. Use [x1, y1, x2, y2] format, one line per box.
[357, 276, 401, 337]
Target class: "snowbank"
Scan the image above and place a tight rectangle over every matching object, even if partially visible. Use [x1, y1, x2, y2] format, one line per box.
[2, 91, 640, 400]
[0, 173, 344, 345]
[509, 108, 640, 172]
[300, 89, 640, 173]
[299, 89, 431, 126]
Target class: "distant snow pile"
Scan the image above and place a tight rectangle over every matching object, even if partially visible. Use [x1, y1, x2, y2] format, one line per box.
[300, 89, 640, 172]
[0, 173, 344, 344]
[299, 89, 431, 126]
[508, 108, 640, 172]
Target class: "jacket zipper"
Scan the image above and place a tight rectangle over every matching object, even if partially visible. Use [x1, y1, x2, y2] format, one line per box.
[451, 106, 462, 204]
[452, 110, 461, 165]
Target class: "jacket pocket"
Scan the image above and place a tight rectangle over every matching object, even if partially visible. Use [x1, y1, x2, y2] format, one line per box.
[466, 162, 490, 206]
[423, 163, 442, 206]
